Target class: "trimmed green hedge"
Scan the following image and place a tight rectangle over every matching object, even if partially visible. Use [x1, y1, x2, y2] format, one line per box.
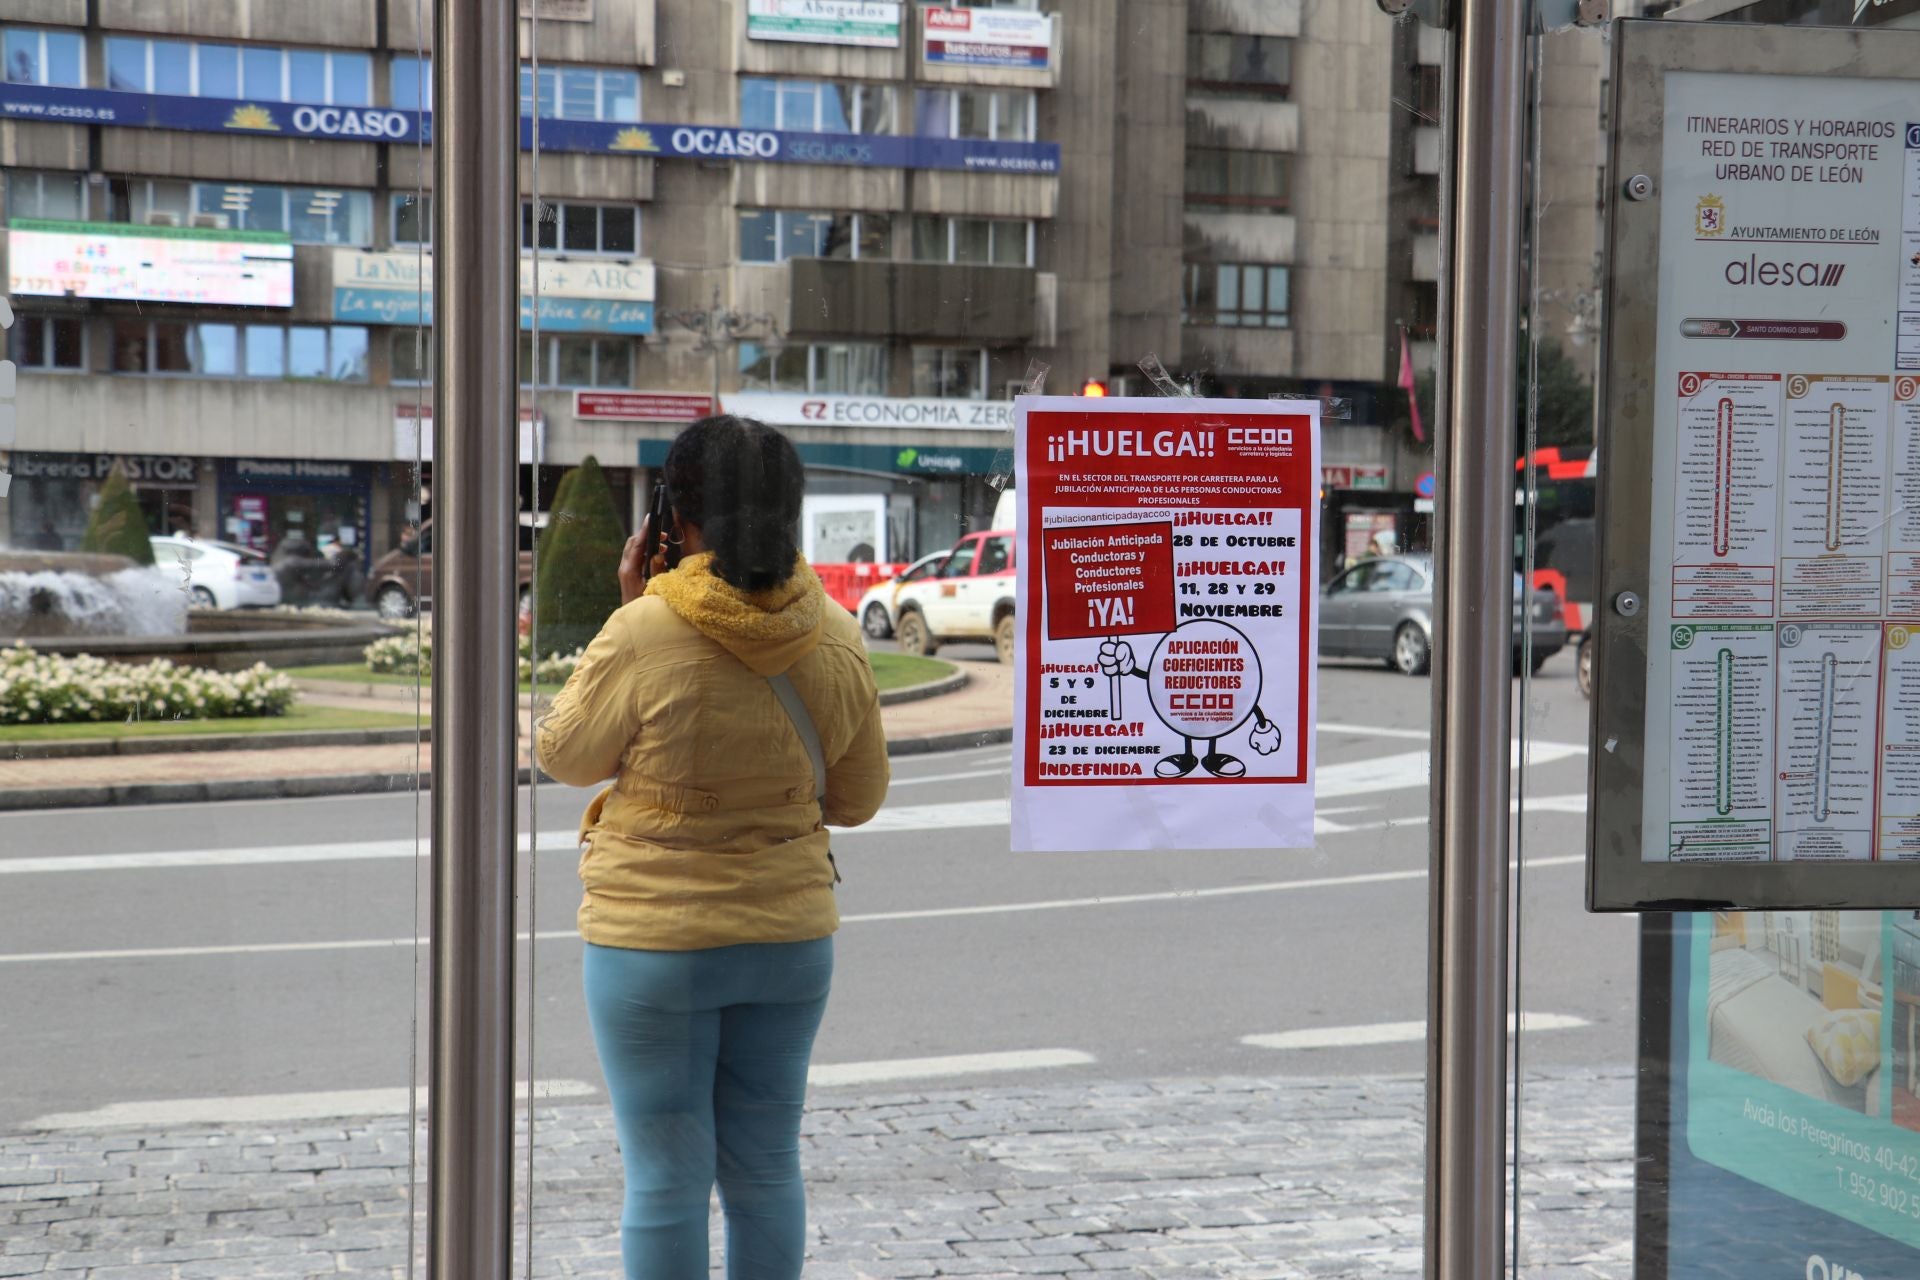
[81, 466, 155, 565]
[531, 457, 627, 657]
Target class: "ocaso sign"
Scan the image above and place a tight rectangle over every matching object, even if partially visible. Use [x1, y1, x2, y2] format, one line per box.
[290, 106, 413, 140]
[670, 127, 778, 158]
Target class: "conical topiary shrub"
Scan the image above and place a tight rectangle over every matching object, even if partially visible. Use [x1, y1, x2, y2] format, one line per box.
[81, 465, 155, 565]
[532, 455, 625, 657]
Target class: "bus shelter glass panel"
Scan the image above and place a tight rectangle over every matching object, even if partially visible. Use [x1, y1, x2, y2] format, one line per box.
[1517, 8, 1920, 1279]
[0, 23, 434, 1275]
[1507, 17, 1639, 1274]
[515, 3, 1453, 1278]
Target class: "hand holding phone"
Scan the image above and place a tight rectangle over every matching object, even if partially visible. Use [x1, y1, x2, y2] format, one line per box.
[637, 482, 670, 569]
[619, 484, 675, 605]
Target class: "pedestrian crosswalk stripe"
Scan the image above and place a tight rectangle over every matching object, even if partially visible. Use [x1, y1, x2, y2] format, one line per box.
[1241, 1012, 1590, 1051]
[809, 1049, 1094, 1087]
[27, 1078, 597, 1131]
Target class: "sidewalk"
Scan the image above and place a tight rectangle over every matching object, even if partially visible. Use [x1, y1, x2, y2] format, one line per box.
[0, 1070, 1632, 1280]
[0, 663, 1013, 808]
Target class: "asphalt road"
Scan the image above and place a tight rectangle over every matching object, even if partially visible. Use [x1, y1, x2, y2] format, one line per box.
[0, 651, 1633, 1134]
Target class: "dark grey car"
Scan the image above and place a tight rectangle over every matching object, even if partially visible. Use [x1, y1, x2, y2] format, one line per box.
[1318, 553, 1566, 675]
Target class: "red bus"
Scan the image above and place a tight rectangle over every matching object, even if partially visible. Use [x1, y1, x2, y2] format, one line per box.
[1516, 445, 1597, 695]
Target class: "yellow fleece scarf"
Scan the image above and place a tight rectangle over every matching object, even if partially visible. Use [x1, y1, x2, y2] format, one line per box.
[645, 553, 826, 673]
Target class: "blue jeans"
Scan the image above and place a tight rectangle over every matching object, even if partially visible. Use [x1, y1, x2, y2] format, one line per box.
[582, 938, 834, 1280]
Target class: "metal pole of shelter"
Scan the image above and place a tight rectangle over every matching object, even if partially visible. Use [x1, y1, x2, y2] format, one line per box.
[1425, 0, 1526, 1276]
[427, 0, 520, 1273]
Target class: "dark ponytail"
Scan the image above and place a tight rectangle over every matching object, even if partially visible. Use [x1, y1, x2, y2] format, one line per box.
[662, 415, 806, 593]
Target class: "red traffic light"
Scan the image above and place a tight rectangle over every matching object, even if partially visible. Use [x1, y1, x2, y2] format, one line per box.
[1080, 379, 1109, 397]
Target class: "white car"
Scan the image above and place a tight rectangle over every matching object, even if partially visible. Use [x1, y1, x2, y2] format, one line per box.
[150, 535, 283, 610]
[855, 552, 946, 640]
[892, 529, 1018, 663]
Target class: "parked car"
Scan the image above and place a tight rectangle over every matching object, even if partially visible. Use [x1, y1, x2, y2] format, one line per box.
[1318, 553, 1565, 676]
[892, 530, 1017, 663]
[855, 551, 947, 640]
[367, 516, 540, 619]
[149, 535, 282, 610]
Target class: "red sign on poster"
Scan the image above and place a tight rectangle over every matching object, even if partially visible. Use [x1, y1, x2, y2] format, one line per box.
[1012, 397, 1321, 853]
[1039, 519, 1177, 642]
[574, 391, 715, 422]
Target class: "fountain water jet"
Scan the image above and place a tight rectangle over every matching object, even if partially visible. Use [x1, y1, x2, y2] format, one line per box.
[0, 552, 188, 640]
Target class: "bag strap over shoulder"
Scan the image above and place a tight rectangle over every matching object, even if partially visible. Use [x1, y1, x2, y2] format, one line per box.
[766, 672, 827, 802]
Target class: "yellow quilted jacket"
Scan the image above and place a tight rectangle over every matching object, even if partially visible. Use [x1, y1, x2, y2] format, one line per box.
[535, 553, 890, 950]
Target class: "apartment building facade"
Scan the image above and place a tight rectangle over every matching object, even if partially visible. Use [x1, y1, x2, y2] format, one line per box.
[0, 0, 1609, 573]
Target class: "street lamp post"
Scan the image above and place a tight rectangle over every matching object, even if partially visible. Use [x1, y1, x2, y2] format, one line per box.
[657, 286, 781, 407]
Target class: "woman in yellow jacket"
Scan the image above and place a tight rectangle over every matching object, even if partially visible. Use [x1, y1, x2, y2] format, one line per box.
[537, 416, 890, 1280]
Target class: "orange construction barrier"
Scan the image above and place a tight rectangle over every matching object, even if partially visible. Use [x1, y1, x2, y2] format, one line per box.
[813, 561, 909, 613]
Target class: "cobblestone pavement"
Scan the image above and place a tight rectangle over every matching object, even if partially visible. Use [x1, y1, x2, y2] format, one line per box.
[0, 1071, 1631, 1279]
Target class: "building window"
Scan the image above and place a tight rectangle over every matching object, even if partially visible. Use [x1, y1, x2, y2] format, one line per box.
[105, 38, 372, 106]
[117, 177, 191, 226]
[111, 320, 371, 380]
[101, 178, 373, 245]
[914, 88, 1035, 142]
[739, 210, 891, 263]
[909, 215, 1032, 266]
[1185, 147, 1292, 210]
[393, 193, 432, 245]
[285, 188, 373, 246]
[1182, 262, 1290, 328]
[392, 55, 430, 109]
[520, 335, 632, 388]
[4, 27, 84, 88]
[390, 331, 432, 385]
[9, 315, 86, 371]
[1186, 33, 1292, 95]
[518, 64, 639, 122]
[522, 200, 639, 256]
[6, 170, 87, 221]
[912, 346, 989, 399]
[739, 79, 897, 134]
[401, 57, 639, 121]
[738, 341, 887, 395]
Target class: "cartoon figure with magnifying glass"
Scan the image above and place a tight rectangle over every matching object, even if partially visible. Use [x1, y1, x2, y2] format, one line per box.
[1097, 618, 1282, 778]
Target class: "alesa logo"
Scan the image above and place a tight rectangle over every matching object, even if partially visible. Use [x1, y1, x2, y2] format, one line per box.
[1808, 1252, 1866, 1280]
[1723, 255, 1847, 287]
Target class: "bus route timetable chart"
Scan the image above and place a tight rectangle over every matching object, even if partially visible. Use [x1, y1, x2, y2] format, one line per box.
[1643, 71, 1920, 864]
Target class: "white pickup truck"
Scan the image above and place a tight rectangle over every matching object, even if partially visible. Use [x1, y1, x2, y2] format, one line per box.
[891, 528, 1018, 663]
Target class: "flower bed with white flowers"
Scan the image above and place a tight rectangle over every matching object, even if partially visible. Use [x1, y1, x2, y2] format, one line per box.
[364, 630, 584, 686]
[1, 646, 296, 725]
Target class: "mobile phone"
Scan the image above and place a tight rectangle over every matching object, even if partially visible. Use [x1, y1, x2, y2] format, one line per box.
[638, 482, 675, 579]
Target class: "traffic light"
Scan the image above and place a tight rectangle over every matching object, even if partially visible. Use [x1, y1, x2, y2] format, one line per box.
[1080, 379, 1109, 397]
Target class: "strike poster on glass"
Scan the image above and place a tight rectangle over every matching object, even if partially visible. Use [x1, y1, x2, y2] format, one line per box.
[1011, 396, 1320, 852]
